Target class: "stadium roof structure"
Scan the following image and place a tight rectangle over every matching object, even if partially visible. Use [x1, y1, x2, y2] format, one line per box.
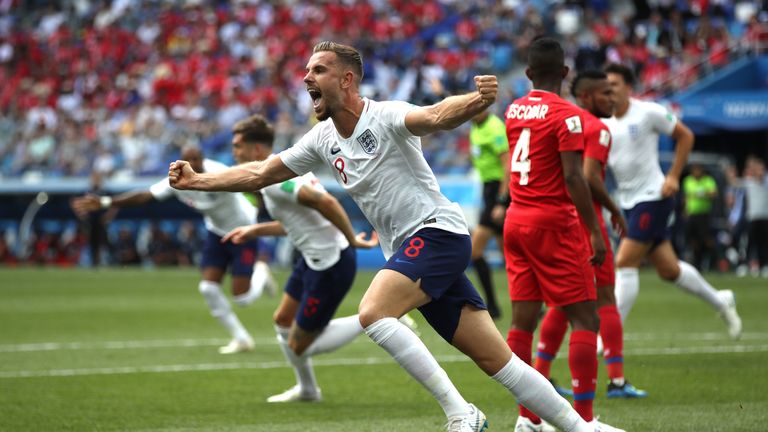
[673, 55, 768, 134]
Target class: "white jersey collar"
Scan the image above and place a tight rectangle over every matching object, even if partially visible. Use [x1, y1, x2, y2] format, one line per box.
[334, 97, 371, 142]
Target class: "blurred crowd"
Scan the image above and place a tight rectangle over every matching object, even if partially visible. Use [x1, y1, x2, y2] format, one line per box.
[676, 155, 768, 278]
[0, 0, 765, 179]
[3, 155, 767, 277]
[1, 0, 767, 273]
[0, 218, 210, 267]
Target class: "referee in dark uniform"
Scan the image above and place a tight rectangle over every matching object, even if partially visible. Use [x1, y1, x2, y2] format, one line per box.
[468, 108, 509, 319]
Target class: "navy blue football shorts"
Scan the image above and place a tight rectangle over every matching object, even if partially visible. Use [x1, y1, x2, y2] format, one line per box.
[285, 246, 357, 332]
[201, 231, 258, 276]
[383, 228, 487, 343]
[624, 197, 675, 249]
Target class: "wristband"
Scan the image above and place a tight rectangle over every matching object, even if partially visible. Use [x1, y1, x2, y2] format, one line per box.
[100, 196, 113, 209]
[496, 195, 511, 207]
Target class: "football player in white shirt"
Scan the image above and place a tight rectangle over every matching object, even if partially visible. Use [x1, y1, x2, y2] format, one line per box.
[603, 63, 741, 339]
[169, 41, 595, 432]
[220, 114, 381, 403]
[71, 145, 276, 354]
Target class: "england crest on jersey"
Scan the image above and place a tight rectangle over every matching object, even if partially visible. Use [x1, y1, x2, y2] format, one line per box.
[357, 129, 378, 154]
[629, 124, 639, 140]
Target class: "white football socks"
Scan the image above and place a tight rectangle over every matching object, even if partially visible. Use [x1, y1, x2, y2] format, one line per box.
[233, 261, 272, 306]
[304, 314, 363, 357]
[275, 325, 319, 394]
[674, 261, 726, 311]
[364, 317, 469, 418]
[615, 267, 640, 323]
[198, 280, 251, 342]
[492, 355, 589, 432]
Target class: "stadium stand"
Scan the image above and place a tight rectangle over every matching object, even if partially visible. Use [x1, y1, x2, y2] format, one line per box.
[0, 0, 766, 267]
[1, 0, 765, 178]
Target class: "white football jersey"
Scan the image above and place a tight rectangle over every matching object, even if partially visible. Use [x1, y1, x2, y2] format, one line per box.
[150, 158, 256, 236]
[261, 172, 349, 271]
[279, 98, 469, 259]
[603, 98, 677, 209]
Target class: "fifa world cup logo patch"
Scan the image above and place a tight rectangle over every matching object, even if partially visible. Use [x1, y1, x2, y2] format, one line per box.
[357, 129, 378, 154]
[564, 115, 582, 133]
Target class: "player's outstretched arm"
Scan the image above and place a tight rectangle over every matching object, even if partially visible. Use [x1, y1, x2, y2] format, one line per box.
[404, 75, 497, 136]
[71, 190, 155, 216]
[584, 157, 627, 235]
[296, 184, 379, 249]
[662, 120, 695, 197]
[562, 151, 606, 265]
[169, 155, 297, 192]
[221, 222, 287, 244]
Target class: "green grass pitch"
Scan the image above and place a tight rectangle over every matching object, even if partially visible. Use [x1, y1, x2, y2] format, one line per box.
[0, 268, 766, 431]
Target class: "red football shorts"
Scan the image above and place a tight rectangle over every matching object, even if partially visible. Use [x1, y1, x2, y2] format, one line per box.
[504, 222, 597, 306]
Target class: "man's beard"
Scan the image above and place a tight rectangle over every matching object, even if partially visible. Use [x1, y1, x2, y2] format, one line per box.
[316, 107, 332, 121]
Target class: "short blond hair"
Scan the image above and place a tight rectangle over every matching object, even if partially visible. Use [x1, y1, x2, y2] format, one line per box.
[313, 41, 364, 84]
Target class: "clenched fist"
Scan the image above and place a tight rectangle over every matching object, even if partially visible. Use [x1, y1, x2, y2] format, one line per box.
[474, 75, 498, 106]
[168, 160, 197, 190]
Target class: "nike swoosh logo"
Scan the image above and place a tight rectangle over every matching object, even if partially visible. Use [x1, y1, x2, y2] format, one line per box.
[331, 146, 342, 155]
[394, 258, 413, 264]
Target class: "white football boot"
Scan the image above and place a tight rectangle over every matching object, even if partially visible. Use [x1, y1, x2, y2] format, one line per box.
[218, 338, 255, 354]
[445, 403, 488, 432]
[718, 289, 742, 340]
[591, 419, 626, 432]
[266, 385, 322, 403]
[514, 416, 555, 432]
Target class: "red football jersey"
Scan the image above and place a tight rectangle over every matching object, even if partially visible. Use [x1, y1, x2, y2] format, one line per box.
[504, 90, 585, 228]
[582, 109, 612, 183]
[582, 108, 612, 216]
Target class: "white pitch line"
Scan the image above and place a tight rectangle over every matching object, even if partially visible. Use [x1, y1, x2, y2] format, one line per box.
[624, 344, 768, 355]
[1, 344, 767, 379]
[1, 332, 766, 353]
[623, 332, 768, 341]
[0, 338, 278, 353]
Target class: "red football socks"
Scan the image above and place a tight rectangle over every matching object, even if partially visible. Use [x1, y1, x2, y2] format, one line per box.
[569, 330, 597, 422]
[534, 307, 569, 378]
[599, 304, 624, 381]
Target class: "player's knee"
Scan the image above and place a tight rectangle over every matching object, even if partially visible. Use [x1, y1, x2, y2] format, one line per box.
[510, 306, 540, 333]
[288, 336, 311, 356]
[198, 280, 218, 296]
[657, 264, 680, 282]
[588, 314, 600, 332]
[358, 302, 394, 329]
[358, 290, 407, 328]
[615, 255, 634, 268]
[288, 326, 318, 356]
[273, 309, 293, 328]
[287, 338, 303, 356]
[564, 304, 600, 332]
[596, 286, 616, 306]
[510, 319, 538, 333]
[198, 280, 229, 318]
[357, 306, 378, 329]
[571, 315, 600, 333]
